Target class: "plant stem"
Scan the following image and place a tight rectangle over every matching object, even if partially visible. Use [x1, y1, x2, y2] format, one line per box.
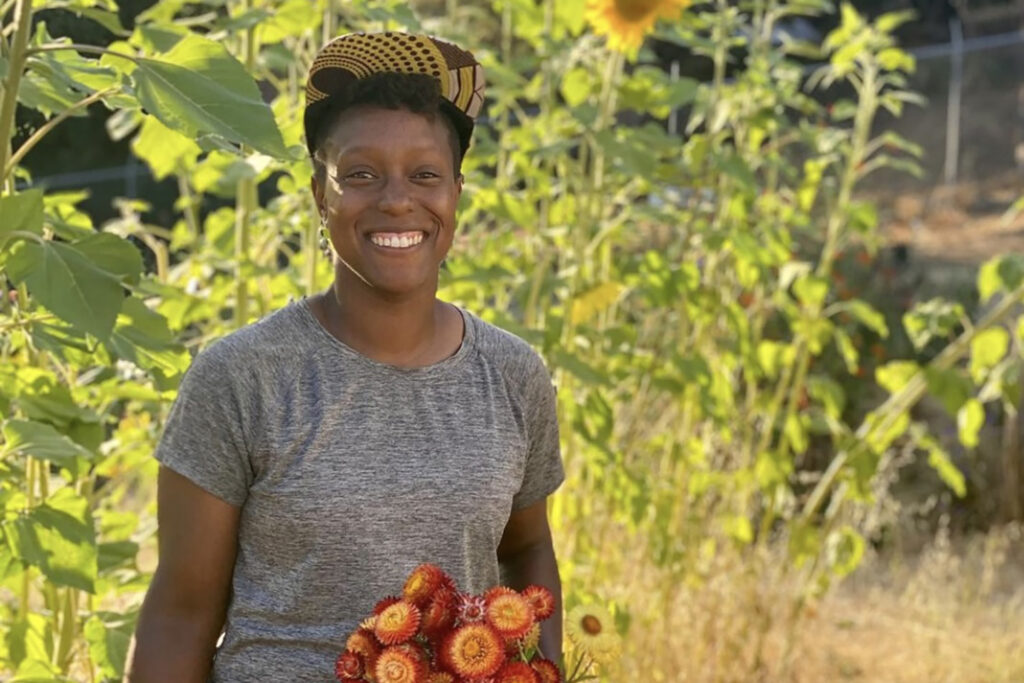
[802, 282, 1024, 519]
[234, 4, 257, 328]
[4, 87, 116, 177]
[0, 0, 33, 189]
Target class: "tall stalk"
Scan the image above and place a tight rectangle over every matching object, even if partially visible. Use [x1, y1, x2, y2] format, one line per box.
[234, 2, 258, 328]
[0, 0, 33, 191]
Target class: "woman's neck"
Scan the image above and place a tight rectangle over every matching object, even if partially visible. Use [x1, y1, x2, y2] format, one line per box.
[315, 277, 461, 368]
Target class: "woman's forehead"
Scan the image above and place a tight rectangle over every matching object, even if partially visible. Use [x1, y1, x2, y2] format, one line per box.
[322, 108, 456, 160]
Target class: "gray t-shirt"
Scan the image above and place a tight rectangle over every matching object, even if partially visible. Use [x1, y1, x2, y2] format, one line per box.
[154, 299, 564, 682]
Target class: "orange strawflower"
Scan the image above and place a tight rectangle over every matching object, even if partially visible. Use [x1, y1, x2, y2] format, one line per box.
[375, 596, 403, 615]
[375, 645, 427, 683]
[421, 588, 457, 640]
[375, 601, 422, 646]
[442, 623, 506, 678]
[455, 592, 487, 625]
[521, 585, 556, 620]
[485, 590, 534, 640]
[335, 651, 364, 680]
[426, 673, 456, 683]
[346, 629, 380, 666]
[404, 563, 450, 608]
[532, 658, 562, 683]
[586, 0, 690, 54]
[496, 660, 541, 683]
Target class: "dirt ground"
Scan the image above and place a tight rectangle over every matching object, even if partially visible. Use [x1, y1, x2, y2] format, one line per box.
[879, 171, 1024, 265]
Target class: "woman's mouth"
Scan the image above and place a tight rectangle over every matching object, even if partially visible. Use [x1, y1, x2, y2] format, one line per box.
[367, 231, 426, 249]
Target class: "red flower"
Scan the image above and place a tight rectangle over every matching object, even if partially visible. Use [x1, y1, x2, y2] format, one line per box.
[335, 651, 364, 681]
[520, 585, 555, 621]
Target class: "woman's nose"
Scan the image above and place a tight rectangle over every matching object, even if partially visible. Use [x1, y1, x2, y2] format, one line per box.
[376, 176, 414, 214]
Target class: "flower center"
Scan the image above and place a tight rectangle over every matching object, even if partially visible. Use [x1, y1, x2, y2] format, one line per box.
[465, 639, 483, 658]
[613, 0, 660, 21]
[582, 614, 603, 635]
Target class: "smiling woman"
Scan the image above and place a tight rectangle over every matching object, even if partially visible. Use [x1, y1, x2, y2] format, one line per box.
[126, 31, 566, 683]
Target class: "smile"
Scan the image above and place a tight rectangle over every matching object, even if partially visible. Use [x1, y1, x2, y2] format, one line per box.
[367, 231, 426, 249]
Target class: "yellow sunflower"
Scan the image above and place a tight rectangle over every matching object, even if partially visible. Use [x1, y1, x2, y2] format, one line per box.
[586, 0, 690, 54]
[565, 604, 619, 664]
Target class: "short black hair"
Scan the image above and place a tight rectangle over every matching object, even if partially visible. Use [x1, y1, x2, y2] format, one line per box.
[308, 72, 468, 182]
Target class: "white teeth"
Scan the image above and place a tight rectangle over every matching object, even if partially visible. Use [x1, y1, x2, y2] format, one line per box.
[370, 232, 424, 248]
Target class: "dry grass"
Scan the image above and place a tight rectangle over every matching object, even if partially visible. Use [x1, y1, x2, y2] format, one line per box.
[563, 522, 1024, 682]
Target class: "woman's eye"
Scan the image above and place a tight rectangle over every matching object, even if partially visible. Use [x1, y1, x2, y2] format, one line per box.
[345, 171, 374, 180]
[415, 171, 441, 179]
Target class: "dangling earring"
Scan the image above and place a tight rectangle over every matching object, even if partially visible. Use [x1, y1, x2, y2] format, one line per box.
[318, 211, 332, 259]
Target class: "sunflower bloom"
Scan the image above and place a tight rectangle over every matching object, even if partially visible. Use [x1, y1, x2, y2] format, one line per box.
[566, 605, 619, 665]
[374, 646, 427, 683]
[531, 658, 563, 683]
[375, 601, 422, 646]
[442, 623, 506, 678]
[485, 590, 534, 640]
[495, 660, 541, 683]
[404, 563, 450, 607]
[585, 0, 690, 54]
[521, 585, 556, 621]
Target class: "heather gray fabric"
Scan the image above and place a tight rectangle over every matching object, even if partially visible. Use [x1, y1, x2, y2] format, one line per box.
[154, 298, 564, 682]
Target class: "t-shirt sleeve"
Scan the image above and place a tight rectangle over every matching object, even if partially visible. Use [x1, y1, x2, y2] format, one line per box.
[511, 353, 565, 511]
[154, 344, 255, 507]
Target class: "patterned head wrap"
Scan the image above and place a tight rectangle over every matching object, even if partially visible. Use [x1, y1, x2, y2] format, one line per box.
[304, 32, 486, 158]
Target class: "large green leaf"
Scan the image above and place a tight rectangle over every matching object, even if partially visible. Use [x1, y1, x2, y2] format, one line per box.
[84, 613, 135, 681]
[3, 489, 97, 592]
[107, 296, 190, 385]
[0, 190, 44, 244]
[132, 34, 289, 158]
[73, 232, 143, 285]
[2, 419, 93, 472]
[132, 115, 201, 179]
[4, 239, 125, 340]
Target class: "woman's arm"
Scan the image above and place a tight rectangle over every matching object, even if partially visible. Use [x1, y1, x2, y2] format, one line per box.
[496, 499, 563, 671]
[125, 466, 241, 683]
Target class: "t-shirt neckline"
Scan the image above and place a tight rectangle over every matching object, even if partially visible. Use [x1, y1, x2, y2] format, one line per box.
[295, 297, 475, 376]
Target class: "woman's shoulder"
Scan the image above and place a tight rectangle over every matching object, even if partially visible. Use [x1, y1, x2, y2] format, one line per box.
[463, 309, 550, 382]
[186, 300, 313, 379]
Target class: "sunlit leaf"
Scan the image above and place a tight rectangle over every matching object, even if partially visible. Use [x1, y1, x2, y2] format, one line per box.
[0, 190, 44, 244]
[957, 398, 984, 449]
[133, 34, 289, 158]
[5, 239, 124, 340]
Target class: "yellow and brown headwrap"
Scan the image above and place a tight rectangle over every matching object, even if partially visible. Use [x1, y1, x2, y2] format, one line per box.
[304, 32, 486, 158]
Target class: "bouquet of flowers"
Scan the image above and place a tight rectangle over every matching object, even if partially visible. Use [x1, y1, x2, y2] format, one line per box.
[335, 563, 609, 682]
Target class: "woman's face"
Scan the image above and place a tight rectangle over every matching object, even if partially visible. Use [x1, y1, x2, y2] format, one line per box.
[311, 106, 463, 298]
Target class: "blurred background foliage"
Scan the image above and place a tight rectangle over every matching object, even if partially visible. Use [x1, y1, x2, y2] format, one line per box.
[1, 0, 1023, 680]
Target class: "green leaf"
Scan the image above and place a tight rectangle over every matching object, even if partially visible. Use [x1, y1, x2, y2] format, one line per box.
[257, 0, 319, 43]
[550, 349, 610, 386]
[560, 67, 592, 107]
[4, 240, 124, 340]
[571, 282, 626, 325]
[921, 435, 966, 497]
[903, 298, 964, 350]
[84, 614, 135, 680]
[844, 298, 889, 337]
[0, 190, 44, 244]
[808, 375, 846, 419]
[957, 398, 984, 449]
[2, 420, 92, 472]
[864, 410, 910, 454]
[133, 34, 289, 158]
[106, 296, 190, 384]
[970, 327, 1009, 384]
[977, 254, 1024, 304]
[723, 516, 753, 544]
[833, 328, 860, 374]
[877, 48, 915, 73]
[784, 413, 809, 454]
[875, 360, 919, 394]
[793, 274, 829, 310]
[72, 232, 143, 285]
[826, 526, 864, 577]
[3, 489, 97, 592]
[923, 366, 972, 416]
[132, 115, 202, 179]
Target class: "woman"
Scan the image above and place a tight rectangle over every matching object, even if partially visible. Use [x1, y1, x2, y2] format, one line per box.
[127, 32, 565, 682]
